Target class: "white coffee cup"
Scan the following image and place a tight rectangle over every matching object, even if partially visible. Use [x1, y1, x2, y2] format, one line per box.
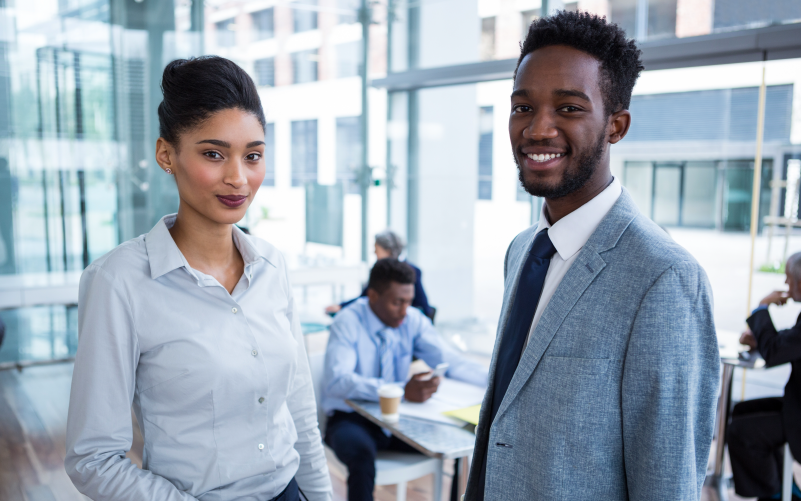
[377, 384, 404, 423]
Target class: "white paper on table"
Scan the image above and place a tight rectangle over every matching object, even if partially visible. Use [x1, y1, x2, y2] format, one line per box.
[398, 377, 487, 425]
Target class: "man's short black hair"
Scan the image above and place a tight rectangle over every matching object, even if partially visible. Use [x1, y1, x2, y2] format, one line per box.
[367, 259, 416, 294]
[517, 10, 644, 117]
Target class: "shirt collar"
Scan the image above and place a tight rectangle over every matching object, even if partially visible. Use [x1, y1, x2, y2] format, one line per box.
[356, 297, 396, 338]
[535, 177, 622, 261]
[145, 214, 271, 280]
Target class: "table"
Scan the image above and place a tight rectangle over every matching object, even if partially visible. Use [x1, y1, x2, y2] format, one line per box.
[705, 330, 767, 500]
[346, 399, 478, 499]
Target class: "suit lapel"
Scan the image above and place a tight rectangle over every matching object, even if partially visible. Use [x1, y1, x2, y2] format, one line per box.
[493, 189, 640, 423]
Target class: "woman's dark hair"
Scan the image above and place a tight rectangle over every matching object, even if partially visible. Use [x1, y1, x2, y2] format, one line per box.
[158, 56, 267, 145]
[367, 259, 416, 294]
[517, 10, 644, 117]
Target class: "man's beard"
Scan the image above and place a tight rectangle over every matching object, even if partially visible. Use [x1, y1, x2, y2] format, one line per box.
[516, 131, 606, 199]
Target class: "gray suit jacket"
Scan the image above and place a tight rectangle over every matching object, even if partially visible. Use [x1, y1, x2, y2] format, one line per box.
[466, 189, 720, 501]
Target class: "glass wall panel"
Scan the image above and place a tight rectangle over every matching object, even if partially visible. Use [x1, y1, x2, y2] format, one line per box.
[653, 163, 682, 226]
[336, 116, 362, 194]
[682, 162, 717, 228]
[624, 162, 654, 216]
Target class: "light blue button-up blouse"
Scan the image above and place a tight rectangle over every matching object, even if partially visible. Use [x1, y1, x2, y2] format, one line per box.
[65, 215, 332, 501]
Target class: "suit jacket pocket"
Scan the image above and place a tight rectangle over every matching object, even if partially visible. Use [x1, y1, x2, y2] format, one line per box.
[538, 356, 609, 376]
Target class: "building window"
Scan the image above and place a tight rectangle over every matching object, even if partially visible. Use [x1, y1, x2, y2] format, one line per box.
[292, 120, 317, 186]
[216, 18, 236, 48]
[521, 9, 539, 38]
[610, 0, 677, 40]
[480, 17, 495, 61]
[478, 106, 493, 200]
[292, 49, 318, 84]
[336, 117, 362, 194]
[336, 41, 361, 78]
[293, 0, 318, 33]
[254, 58, 275, 87]
[251, 8, 274, 40]
[263, 123, 275, 186]
[338, 0, 359, 24]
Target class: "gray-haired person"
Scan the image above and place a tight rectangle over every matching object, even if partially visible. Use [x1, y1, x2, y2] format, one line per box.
[325, 230, 433, 318]
[734, 251, 801, 500]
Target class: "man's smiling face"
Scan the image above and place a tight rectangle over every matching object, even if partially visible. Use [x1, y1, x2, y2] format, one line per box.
[510, 44, 614, 199]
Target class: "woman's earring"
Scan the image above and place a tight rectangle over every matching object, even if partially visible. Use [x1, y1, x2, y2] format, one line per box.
[165, 168, 172, 174]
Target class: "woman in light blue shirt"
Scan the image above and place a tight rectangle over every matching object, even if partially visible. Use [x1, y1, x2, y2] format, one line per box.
[65, 56, 332, 501]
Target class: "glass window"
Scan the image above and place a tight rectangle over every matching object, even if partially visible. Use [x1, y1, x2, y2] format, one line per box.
[713, 0, 801, 31]
[336, 117, 362, 194]
[216, 18, 237, 48]
[292, 119, 318, 186]
[336, 41, 361, 78]
[624, 162, 654, 216]
[254, 57, 275, 87]
[293, 0, 318, 32]
[251, 8, 274, 40]
[263, 123, 276, 187]
[338, 0, 359, 24]
[480, 17, 495, 61]
[478, 106, 493, 201]
[292, 49, 318, 84]
[521, 9, 540, 38]
[652, 163, 682, 226]
[682, 161, 717, 228]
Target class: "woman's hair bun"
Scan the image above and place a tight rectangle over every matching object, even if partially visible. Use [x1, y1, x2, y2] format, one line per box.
[157, 56, 266, 144]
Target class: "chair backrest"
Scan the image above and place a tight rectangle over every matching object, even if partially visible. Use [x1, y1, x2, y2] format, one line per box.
[308, 351, 328, 433]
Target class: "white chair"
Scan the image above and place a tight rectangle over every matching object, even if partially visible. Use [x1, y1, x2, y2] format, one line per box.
[308, 352, 444, 501]
[782, 442, 796, 501]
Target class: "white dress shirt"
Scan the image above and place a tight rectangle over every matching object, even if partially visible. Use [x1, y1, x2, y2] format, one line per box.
[65, 214, 332, 501]
[524, 178, 622, 347]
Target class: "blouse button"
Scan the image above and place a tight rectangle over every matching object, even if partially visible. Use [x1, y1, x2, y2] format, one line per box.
[258, 397, 265, 404]
[258, 444, 264, 450]
[232, 307, 238, 314]
[251, 349, 258, 357]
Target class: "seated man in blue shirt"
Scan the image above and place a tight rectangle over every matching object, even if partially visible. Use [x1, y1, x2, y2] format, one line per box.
[321, 258, 488, 501]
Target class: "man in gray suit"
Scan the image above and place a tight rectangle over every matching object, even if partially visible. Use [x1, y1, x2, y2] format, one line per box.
[466, 11, 720, 501]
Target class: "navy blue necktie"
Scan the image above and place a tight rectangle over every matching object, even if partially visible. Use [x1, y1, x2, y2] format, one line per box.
[475, 229, 557, 499]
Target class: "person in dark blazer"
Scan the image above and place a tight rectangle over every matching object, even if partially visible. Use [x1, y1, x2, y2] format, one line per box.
[325, 230, 433, 319]
[733, 251, 801, 501]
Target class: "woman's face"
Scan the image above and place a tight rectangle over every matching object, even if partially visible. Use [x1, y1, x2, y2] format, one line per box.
[375, 244, 392, 260]
[156, 108, 266, 225]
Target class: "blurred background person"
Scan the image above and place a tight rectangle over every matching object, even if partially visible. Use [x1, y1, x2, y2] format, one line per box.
[325, 230, 433, 319]
[321, 258, 487, 501]
[732, 251, 801, 501]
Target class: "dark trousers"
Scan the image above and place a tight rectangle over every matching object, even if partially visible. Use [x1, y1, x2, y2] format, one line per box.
[728, 397, 787, 498]
[324, 411, 420, 501]
[270, 478, 299, 501]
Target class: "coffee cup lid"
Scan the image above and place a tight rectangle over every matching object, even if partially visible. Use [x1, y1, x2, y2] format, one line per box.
[378, 384, 404, 398]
